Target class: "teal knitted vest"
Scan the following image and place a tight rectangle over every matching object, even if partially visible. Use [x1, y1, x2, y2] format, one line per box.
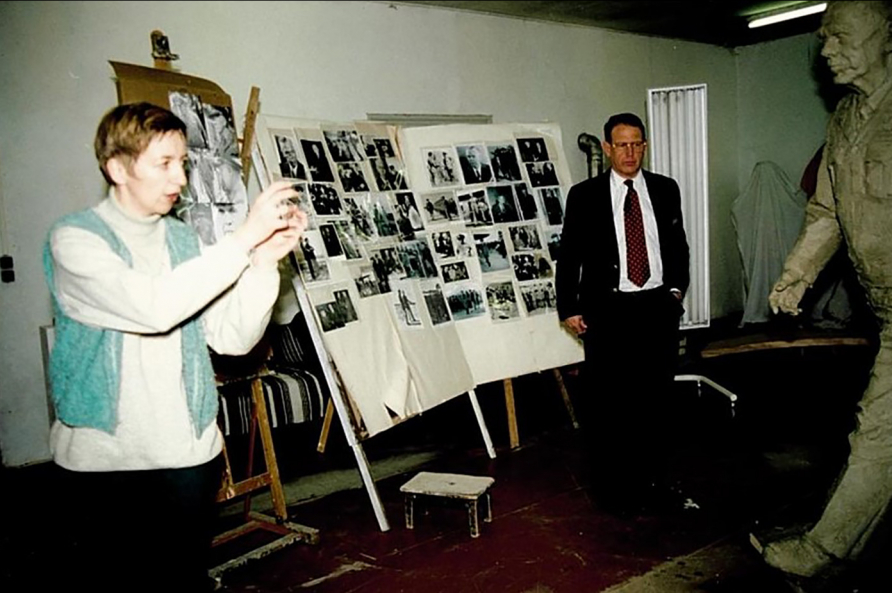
[43, 209, 218, 436]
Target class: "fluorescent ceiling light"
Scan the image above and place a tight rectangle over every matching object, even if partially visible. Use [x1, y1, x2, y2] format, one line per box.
[748, 2, 827, 29]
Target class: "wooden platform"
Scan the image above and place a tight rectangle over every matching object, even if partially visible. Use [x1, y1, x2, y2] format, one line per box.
[700, 328, 871, 359]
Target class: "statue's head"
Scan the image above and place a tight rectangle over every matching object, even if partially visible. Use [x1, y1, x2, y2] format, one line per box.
[819, 1, 892, 93]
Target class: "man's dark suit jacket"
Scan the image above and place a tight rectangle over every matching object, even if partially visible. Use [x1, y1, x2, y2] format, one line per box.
[555, 170, 689, 321]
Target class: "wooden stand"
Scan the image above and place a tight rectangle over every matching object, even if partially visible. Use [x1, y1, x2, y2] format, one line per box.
[211, 370, 319, 579]
[502, 368, 579, 450]
[209, 83, 318, 579]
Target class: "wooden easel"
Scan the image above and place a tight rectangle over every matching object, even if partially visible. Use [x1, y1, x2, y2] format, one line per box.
[207, 83, 320, 577]
[212, 369, 319, 579]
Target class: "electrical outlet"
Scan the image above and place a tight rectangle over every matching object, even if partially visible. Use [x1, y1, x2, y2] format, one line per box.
[0, 254, 14, 283]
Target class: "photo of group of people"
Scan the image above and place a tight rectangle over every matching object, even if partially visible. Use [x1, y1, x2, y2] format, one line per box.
[169, 91, 249, 247]
[259, 120, 569, 331]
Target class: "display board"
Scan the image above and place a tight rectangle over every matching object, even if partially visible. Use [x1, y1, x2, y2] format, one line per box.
[254, 115, 584, 438]
[111, 61, 249, 244]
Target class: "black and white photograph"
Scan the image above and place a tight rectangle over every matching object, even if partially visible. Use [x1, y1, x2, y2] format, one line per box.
[457, 190, 493, 227]
[273, 130, 308, 181]
[212, 156, 249, 207]
[184, 152, 213, 204]
[301, 139, 335, 183]
[323, 128, 364, 162]
[362, 135, 379, 158]
[298, 253, 331, 284]
[315, 301, 346, 332]
[369, 194, 399, 237]
[514, 182, 538, 221]
[396, 238, 438, 280]
[486, 281, 521, 322]
[509, 224, 543, 252]
[425, 148, 460, 187]
[486, 185, 520, 224]
[186, 203, 215, 246]
[431, 230, 455, 259]
[333, 288, 359, 323]
[457, 144, 493, 185]
[297, 232, 327, 282]
[203, 103, 238, 158]
[352, 264, 381, 298]
[334, 220, 363, 260]
[546, 229, 561, 261]
[289, 183, 318, 230]
[441, 261, 470, 283]
[539, 187, 564, 225]
[488, 144, 523, 182]
[526, 161, 560, 188]
[182, 153, 247, 211]
[337, 162, 369, 193]
[454, 232, 474, 258]
[520, 280, 557, 316]
[391, 280, 423, 329]
[319, 223, 343, 258]
[420, 191, 460, 224]
[517, 137, 549, 162]
[512, 251, 553, 282]
[368, 246, 403, 293]
[445, 283, 486, 321]
[422, 282, 452, 326]
[343, 196, 375, 240]
[393, 191, 424, 240]
[168, 90, 207, 149]
[375, 137, 396, 159]
[474, 230, 510, 273]
[370, 157, 407, 192]
[309, 183, 343, 216]
[212, 200, 247, 244]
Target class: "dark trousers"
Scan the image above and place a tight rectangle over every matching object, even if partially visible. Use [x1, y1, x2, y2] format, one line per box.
[577, 287, 682, 499]
[53, 455, 223, 593]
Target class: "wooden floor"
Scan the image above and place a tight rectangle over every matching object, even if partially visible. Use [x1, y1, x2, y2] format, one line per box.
[3, 328, 890, 592]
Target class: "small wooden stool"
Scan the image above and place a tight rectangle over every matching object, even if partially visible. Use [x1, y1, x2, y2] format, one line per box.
[400, 472, 495, 538]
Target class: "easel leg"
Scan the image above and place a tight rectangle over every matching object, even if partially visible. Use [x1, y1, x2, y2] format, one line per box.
[317, 399, 334, 453]
[251, 378, 288, 521]
[552, 368, 580, 429]
[351, 441, 391, 532]
[503, 379, 520, 449]
[468, 389, 496, 459]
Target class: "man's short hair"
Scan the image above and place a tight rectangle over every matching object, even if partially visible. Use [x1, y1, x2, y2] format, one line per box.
[94, 102, 186, 185]
[604, 113, 647, 144]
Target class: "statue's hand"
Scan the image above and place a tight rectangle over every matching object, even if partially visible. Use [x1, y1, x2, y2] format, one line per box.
[769, 272, 809, 316]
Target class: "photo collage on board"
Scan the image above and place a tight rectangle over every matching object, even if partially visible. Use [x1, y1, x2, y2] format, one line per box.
[420, 134, 564, 323]
[169, 90, 247, 246]
[268, 123, 566, 332]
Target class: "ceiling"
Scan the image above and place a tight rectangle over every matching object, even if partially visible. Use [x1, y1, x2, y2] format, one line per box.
[387, 1, 827, 48]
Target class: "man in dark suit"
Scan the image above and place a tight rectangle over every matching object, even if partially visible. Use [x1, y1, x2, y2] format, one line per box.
[555, 112, 689, 515]
[460, 146, 493, 185]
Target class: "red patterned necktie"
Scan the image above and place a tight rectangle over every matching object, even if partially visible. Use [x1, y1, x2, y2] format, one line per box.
[624, 179, 650, 287]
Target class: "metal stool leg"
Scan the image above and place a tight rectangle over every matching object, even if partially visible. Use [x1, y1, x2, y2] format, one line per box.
[483, 492, 492, 523]
[405, 494, 415, 529]
[468, 499, 480, 538]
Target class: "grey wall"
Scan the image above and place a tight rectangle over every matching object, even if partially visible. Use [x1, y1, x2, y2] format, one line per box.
[0, 1, 827, 466]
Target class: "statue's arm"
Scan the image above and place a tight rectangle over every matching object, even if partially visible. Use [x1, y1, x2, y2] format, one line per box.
[769, 147, 843, 315]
